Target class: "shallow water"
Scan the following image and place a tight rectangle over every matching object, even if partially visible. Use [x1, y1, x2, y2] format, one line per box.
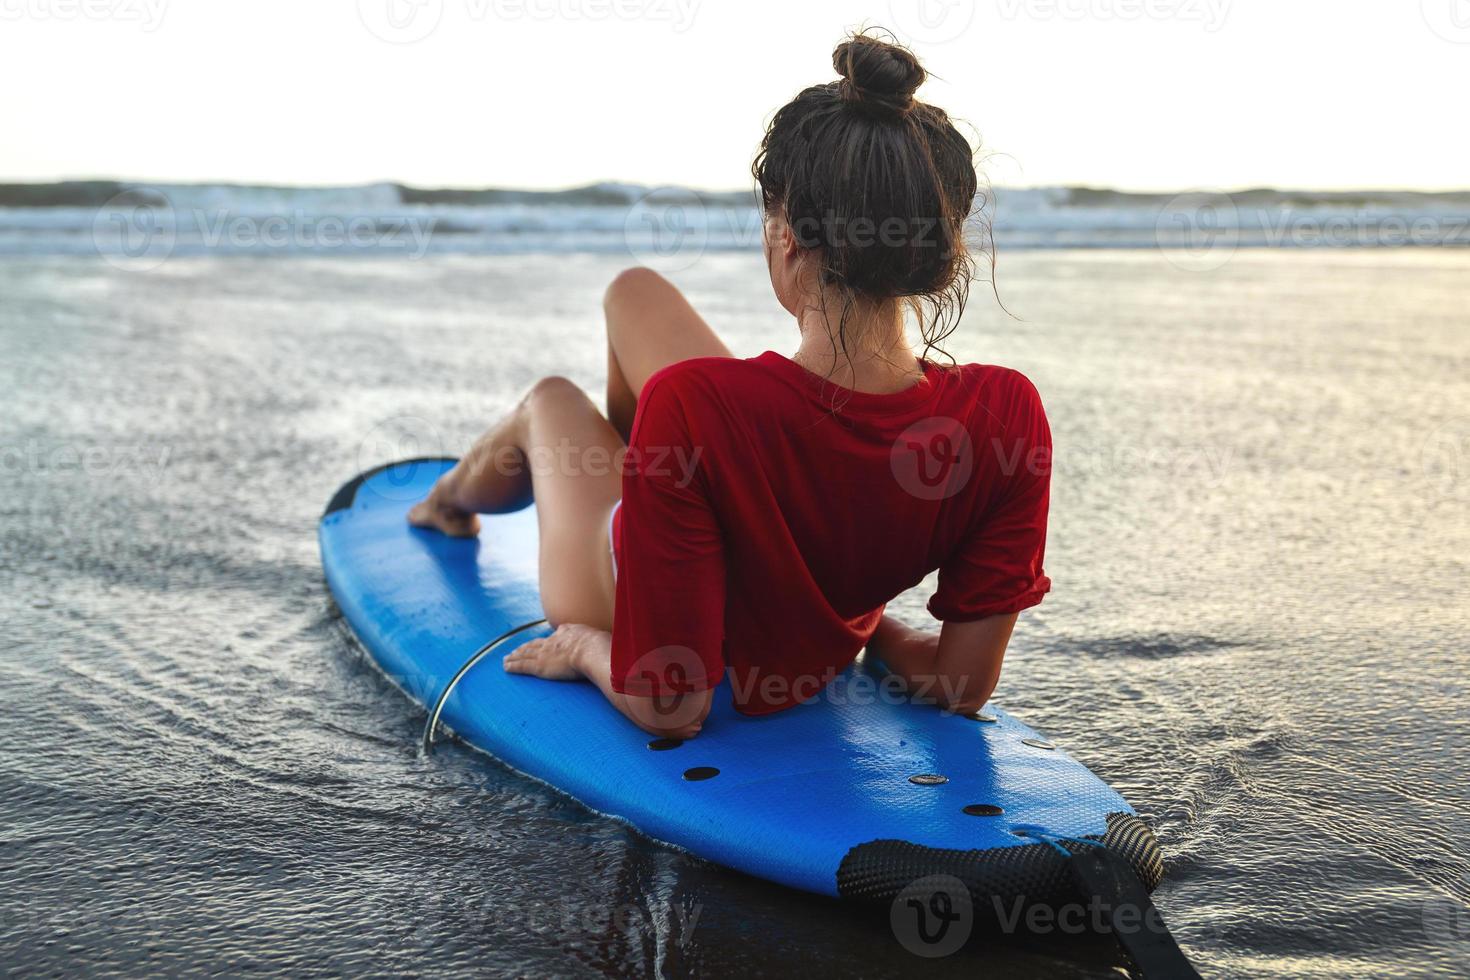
[2, 248, 1467, 977]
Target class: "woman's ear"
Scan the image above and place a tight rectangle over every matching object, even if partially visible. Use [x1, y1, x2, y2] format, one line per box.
[767, 213, 810, 277]
[762, 211, 786, 255]
[763, 209, 810, 316]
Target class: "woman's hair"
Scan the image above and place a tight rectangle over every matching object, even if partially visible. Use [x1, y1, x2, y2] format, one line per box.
[752, 30, 981, 362]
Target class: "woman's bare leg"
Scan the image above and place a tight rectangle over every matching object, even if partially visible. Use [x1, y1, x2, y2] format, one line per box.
[603, 267, 733, 441]
[409, 268, 728, 625]
[408, 376, 623, 630]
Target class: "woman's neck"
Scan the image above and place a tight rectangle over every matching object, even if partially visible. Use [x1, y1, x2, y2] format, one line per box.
[791, 295, 923, 394]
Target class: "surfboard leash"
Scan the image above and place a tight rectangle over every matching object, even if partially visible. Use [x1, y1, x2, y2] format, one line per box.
[1014, 829, 1203, 980]
[421, 618, 549, 755]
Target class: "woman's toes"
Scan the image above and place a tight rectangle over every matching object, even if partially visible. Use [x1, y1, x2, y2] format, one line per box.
[407, 498, 481, 538]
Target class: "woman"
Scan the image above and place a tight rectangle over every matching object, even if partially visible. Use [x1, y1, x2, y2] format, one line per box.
[408, 33, 1052, 741]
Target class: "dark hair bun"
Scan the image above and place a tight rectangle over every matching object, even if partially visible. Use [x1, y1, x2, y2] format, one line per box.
[754, 27, 978, 344]
[832, 34, 926, 119]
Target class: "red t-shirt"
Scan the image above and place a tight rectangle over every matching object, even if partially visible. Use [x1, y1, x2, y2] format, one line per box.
[609, 351, 1052, 715]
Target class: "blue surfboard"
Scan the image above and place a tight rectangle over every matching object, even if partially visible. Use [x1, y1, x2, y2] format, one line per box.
[318, 457, 1164, 908]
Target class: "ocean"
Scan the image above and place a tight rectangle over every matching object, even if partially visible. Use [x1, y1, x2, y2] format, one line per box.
[4, 180, 1470, 260]
[1, 186, 1468, 977]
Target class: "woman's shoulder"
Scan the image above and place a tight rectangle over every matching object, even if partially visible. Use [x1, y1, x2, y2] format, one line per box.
[642, 356, 782, 408]
[633, 358, 775, 436]
[933, 363, 1050, 448]
[645, 355, 759, 388]
[940, 362, 1046, 408]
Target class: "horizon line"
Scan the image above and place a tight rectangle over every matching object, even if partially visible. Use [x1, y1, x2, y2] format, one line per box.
[3, 176, 1470, 198]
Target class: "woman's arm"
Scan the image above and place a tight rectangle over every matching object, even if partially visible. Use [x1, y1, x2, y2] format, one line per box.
[866, 612, 1017, 715]
[505, 624, 713, 739]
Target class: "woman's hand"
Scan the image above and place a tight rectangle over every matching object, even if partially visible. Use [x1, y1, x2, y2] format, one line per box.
[504, 624, 609, 681]
[867, 612, 1015, 715]
[503, 622, 711, 739]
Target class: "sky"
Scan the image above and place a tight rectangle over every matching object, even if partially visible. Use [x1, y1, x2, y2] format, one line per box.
[0, 0, 1465, 192]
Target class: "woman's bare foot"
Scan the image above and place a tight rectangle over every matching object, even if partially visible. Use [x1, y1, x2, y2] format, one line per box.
[406, 489, 481, 538]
